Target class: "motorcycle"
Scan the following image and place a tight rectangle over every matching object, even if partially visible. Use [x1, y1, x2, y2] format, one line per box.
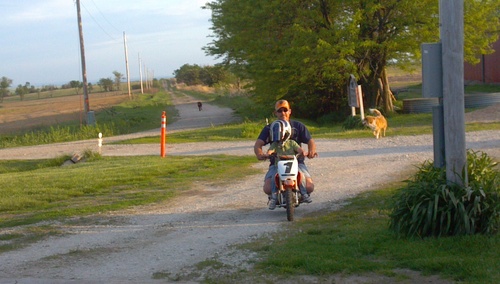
[270, 153, 306, 221]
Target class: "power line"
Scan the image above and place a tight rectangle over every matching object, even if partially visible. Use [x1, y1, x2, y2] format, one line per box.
[80, 0, 119, 42]
[89, 0, 121, 34]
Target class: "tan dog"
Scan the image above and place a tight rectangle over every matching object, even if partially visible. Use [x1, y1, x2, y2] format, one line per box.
[362, 109, 387, 139]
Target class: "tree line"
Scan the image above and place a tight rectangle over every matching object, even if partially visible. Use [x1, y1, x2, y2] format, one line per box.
[202, 0, 500, 119]
[0, 71, 127, 102]
[173, 64, 232, 87]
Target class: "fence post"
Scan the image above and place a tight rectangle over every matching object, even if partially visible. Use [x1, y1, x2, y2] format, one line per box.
[160, 111, 167, 157]
[98, 132, 103, 154]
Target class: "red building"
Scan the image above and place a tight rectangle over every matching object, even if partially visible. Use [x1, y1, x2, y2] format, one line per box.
[464, 39, 500, 83]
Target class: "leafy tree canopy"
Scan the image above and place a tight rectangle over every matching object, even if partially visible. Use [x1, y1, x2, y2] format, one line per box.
[174, 64, 230, 87]
[98, 78, 114, 92]
[0, 76, 13, 103]
[113, 71, 123, 91]
[204, 0, 500, 119]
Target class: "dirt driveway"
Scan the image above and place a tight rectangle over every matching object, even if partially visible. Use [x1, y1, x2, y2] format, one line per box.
[0, 94, 499, 283]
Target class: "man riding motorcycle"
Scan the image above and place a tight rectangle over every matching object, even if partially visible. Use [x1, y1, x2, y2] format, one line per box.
[253, 100, 318, 208]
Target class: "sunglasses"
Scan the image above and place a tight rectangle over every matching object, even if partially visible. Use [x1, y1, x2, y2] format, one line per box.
[276, 108, 289, 113]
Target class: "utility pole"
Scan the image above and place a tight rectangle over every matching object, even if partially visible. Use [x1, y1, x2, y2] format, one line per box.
[76, 0, 90, 123]
[151, 69, 154, 88]
[440, 0, 466, 185]
[138, 53, 144, 94]
[144, 64, 148, 89]
[123, 32, 132, 99]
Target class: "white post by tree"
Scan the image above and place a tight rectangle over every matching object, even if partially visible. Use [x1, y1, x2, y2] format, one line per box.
[440, 0, 466, 185]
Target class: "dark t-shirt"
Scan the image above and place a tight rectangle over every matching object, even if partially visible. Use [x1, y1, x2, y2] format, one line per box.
[257, 120, 312, 165]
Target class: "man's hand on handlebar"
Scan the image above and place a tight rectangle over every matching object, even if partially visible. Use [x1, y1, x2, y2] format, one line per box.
[257, 153, 268, 160]
[295, 152, 318, 159]
[305, 151, 318, 159]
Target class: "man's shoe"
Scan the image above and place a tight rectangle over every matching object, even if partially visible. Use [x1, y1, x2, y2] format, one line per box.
[302, 194, 312, 203]
[268, 198, 277, 210]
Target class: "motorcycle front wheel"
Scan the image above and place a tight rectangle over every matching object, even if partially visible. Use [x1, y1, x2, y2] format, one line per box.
[285, 188, 294, 221]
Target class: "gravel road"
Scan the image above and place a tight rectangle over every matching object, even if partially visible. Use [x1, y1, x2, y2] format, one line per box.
[0, 94, 498, 283]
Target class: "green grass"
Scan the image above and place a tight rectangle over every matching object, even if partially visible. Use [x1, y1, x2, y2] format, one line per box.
[465, 84, 500, 93]
[95, 91, 177, 133]
[0, 154, 258, 229]
[233, 188, 499, 283]
[117, 120, 266, 144]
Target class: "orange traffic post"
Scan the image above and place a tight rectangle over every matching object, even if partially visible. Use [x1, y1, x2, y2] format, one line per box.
[160, 111, 167, 157]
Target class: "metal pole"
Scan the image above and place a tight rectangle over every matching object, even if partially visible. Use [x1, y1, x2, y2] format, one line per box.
[440, 0, 466, 185]
[76, 0, 90, 122]
[432, 103, 445, 168]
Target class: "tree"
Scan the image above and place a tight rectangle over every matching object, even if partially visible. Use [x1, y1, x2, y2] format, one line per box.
[173, 64, 235, 87]
[463, 0, 500, 65]
[69, 80, 83, 96]
[350, 0, 499, 113]
[0, 76, 13, 103]
[98, 78, 114, 92]
[204, 0, 346, 117]
[174, 64, 203, 85]
[15, 82, 31, 101]
[348, 0, 438, 112]
[204, 0, 500, 117]
[113, 71, 123, 91]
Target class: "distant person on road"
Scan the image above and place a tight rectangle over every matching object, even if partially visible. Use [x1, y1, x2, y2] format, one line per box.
[253, 99, 318, 208]
[197, 102, 203, 111]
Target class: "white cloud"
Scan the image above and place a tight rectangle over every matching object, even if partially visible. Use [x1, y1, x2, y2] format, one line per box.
[2, 0, 74, 24]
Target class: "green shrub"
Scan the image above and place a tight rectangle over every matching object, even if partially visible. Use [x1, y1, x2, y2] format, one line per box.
[82, 149, 103, 162]
[342, 115, 364, 130]
[389, 150, 499, 238]
[317, 112, 347, 125]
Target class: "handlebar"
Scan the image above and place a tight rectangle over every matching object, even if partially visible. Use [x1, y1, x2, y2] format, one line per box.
[264, 152, 307, 160]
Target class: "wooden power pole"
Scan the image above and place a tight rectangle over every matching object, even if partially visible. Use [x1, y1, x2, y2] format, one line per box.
[76, 0, 90, 124]
[440, 0, 466, 185]
[123, 32, 132, 99]
[138, 53, 144, 94]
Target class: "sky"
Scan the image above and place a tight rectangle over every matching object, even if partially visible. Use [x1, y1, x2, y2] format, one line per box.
[0, 0, 220, 87]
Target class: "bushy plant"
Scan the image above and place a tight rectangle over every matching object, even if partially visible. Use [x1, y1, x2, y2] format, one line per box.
[82, 149, 103, 162]
[317, 112, 348, 125]
[342, 115, 364, 130]
[389, 150, 499, 238]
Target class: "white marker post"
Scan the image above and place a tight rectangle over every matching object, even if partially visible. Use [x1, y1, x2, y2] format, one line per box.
[98, 132, 103, 154]
[357, 85, 365, 120]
